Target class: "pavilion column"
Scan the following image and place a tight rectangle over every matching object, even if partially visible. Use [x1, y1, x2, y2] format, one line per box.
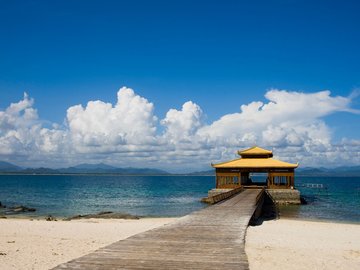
[267, 172, 272, 188]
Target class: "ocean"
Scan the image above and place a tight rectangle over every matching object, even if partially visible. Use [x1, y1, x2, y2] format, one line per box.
[0, 175, 359, 223]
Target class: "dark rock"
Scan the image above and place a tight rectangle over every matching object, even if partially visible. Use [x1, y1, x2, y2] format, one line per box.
[0, 216, 6, 219]
[46, 215, 57, 221]
[300, 196, 308, 205]
[97, 211, 113, 215]
[64, 211, 139, 221]
[63, 215, 82, 221]
[9, 205, 36, 213]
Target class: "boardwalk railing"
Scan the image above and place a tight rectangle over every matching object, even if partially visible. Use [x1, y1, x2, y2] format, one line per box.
[202, 186, 243, 204]
[255, 187, 265, 203]
[251, 187, 265, 221]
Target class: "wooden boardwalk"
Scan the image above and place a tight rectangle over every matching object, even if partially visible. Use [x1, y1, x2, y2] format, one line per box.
[54, 189, 263, 270]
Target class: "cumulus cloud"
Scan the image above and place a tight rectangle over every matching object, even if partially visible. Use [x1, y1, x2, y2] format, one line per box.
[161, 101, 203, 142]
[0, 93, 68, 168]
[67, 87, 158, 153]
[198, 90, 357, 139]
[0, 93, 39, 155]
[0, 87, 359, 170]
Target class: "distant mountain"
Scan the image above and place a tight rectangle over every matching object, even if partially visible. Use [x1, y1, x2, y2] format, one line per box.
[114, 167, 169, 175]
[186, 167, 360, 176]
[187, 169, 215, 176]
[333, 165, 360, 173]
[0, 161, 169, 175]
[59, 164, 169, 175]
[297, 166, 360, 176]
[188, 166, 360, 176]
[71, 163, 118, 170]
[21, 167, 61, 174]
[297, 167, 327, 174]
[1, 160, 360, 176]
[60, 163, 119, 174]
[0, 161, 22, 172]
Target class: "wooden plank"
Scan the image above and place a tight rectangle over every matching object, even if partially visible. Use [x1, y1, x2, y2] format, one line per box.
[53, 189, 262, 270]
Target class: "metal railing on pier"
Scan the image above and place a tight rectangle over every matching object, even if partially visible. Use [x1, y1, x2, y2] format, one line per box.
[298, 183, 326, 189]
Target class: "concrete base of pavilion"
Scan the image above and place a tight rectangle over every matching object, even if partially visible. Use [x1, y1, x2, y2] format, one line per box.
[266, 189, 301, 204]
[204, 187, 301, 205]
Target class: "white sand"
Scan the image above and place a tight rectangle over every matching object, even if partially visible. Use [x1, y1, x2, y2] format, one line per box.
[1, 217, 359, 270]
[0, 218, 177, 270]
[246, 218, 360, 270]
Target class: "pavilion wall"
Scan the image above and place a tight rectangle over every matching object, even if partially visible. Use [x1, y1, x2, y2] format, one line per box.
[215, 168, 295, 189]
[215, 171, 241, 188]
[267, 170, 295, 189]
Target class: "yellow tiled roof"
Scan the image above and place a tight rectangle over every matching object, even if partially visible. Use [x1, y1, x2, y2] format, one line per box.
[238, 146, 273, 156]
[212, 157, 298, 169]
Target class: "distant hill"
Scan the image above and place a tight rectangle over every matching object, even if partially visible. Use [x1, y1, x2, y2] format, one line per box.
[297, 166, 360, 177]
[187, 169, 215, 176]
[59, 164, 169, 175]
[1, 160, 360, 176]
[116, 167, 169, 175]
[0, 161, 169, 175]
[0, 161, 22, 172]
[188, 167, 360, 176]
[21, 167, 61, 174]
[71, 163, 118, 170]
[60, 163, 119, 174]
[189, 166, 360, 176]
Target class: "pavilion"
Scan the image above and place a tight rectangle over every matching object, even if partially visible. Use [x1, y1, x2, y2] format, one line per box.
[211, 146, 298, 189]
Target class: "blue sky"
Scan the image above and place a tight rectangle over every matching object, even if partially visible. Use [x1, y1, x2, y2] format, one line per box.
[0, 0, 360, 171]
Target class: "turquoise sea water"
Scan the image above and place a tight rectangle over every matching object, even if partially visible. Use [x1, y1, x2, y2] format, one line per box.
[281, 176, 360, 223]
[0, 175, 359, 222]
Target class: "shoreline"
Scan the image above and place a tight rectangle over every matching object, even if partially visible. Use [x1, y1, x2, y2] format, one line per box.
[3, 212, 360, 225]
[1, 217, 359, 269]
[0, 213, 184, 220]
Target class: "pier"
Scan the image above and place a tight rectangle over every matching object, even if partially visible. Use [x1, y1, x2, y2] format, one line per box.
[54, 188, 264, 270]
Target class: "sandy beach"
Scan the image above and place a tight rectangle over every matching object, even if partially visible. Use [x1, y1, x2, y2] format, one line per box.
[0, 217, 178, 270]
[1, 217, 360, 270]
[246, 218, 360, 270]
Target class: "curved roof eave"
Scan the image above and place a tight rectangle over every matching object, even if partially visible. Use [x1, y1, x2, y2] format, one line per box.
[212, 158, 298, 169]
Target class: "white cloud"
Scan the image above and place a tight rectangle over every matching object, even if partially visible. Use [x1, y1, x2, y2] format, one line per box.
[198, 90, 357, 139]
[0, 93, 69, 167]
[161, 101, 203, 142]
[67, 87, 158, 153]
[0, 88, 359, 171]
[0, 93, 39, 155]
